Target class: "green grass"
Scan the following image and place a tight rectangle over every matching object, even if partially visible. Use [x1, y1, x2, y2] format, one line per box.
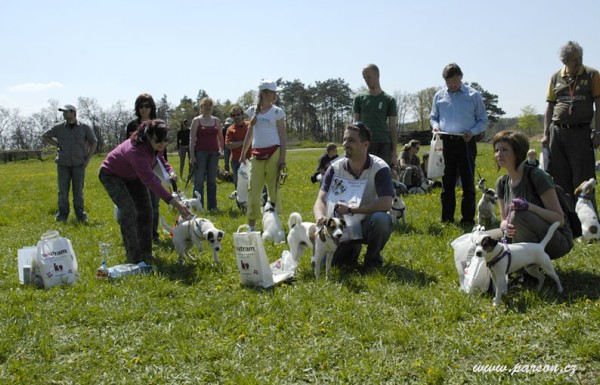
[0, 143, 599, 384]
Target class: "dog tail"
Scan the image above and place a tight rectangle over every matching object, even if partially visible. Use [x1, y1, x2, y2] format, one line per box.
[540, 221, 560, 248]
[288, 212, 303, 230]
[159, 216, 175, 233]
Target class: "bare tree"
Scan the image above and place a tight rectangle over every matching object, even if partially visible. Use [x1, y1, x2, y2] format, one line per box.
[408, 87, 440, 130]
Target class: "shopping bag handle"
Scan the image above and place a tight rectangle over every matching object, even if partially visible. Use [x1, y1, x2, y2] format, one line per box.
[40, 230, 60, 240]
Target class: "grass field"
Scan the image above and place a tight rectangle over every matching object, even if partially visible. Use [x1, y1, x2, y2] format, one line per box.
[0, 142, 598, 384]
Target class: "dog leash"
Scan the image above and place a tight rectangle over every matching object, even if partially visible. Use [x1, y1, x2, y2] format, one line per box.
[490, 205, 513, 274]
[184, 163, 196, 194]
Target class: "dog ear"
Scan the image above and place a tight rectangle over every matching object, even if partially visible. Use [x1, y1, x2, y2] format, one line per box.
[318, 226, 327, 242]
[340, 218, 346, 228]
[218, 231, 225, 240]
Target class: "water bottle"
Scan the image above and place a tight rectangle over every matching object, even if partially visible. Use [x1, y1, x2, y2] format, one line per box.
[96, 242, 110, 279]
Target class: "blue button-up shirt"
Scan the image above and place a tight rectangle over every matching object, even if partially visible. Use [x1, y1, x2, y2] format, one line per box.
[430, 83, 488, 135]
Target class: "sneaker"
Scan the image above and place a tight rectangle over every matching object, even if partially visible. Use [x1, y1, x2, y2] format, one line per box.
[55, 216, 67, 223]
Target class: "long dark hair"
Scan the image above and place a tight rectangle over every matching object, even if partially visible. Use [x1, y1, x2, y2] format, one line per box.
[134, 93, 157, 122]
[131, 119, 169, 144]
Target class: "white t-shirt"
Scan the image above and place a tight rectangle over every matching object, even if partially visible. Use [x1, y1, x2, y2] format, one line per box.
[246, 105, 286, 149]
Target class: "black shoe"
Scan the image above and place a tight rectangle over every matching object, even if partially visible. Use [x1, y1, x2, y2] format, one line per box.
[310, 174, 318, 184]
[460, 219, 476, 229]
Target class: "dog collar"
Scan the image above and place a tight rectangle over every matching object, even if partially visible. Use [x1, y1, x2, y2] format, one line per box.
[391, 206, 405, 213]
[486, 243, 512, 274]
[579, 194, 591, 200]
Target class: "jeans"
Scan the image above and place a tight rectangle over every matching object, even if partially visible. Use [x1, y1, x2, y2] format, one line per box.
[99, 171, 153, 263]
[231, 160, 241, 188]
[193, 150, 219, 211]
[224, 147, 231, 172]
[331, 211, 393, 267]
[56, 164, 87, 220]
[178, 145, 190, 178]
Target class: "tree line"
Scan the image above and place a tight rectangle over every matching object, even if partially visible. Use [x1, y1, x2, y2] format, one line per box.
[0, 78, 532, 153]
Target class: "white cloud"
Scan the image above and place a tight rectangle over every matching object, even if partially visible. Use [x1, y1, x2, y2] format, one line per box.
[9, 82, 64, 93]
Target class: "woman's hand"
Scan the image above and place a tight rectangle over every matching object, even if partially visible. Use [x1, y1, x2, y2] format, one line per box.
[171, 199, 192, 220]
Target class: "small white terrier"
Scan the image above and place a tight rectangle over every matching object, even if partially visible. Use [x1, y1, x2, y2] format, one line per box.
[262, 201, 285, 244]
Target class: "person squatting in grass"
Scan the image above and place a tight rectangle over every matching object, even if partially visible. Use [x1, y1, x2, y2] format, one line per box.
[310, 142, 338, 184]
[239, 79, 287, 232]
[189, 97, 224, 212]
[493, 130, 573, 259]
[313, 122, 394, 270]
[99, 119, 192, 264]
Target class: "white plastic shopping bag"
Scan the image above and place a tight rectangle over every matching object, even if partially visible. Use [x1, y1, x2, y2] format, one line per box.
[32, 230, 78, 289]
[463, 256, 491, 293]
[234, 225, 274, 288]
[236, 161, 250, 210]
[451, 225, 490, 293]
[427, 133, 445, 179]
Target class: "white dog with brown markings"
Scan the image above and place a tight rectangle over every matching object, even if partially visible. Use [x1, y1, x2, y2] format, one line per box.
[287, 212, 317, 263]
[160, 215, 225, 265]
[475, 221, 563, 307]
[574, 178, 600, 243]
[312, 217, 346, 280]
[262, 201, 286, 244]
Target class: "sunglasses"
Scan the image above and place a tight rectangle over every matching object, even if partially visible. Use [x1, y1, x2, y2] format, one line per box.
[230, 113, 242, 117]
[139, 103, 152, 109]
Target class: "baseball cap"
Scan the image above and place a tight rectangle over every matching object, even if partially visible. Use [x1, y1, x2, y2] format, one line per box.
[225, 118, 234, 125]
[58, 104, 77, 112]
[258, 79, 281, 92]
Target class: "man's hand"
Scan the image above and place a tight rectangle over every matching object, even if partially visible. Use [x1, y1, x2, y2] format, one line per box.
[593, 132, 600, 149]
[463, 132, 473, 142]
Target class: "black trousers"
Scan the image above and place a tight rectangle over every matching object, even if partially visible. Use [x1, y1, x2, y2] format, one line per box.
[440, 136, 477, 223]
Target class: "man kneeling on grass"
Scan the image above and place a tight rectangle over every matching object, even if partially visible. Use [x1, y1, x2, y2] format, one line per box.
[313, 122, 394, 271]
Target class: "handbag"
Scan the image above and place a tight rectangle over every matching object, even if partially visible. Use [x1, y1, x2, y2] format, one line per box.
[427, 133, 444, 179]
[233, 225, 274, 288]
[32, 230, 78, 289]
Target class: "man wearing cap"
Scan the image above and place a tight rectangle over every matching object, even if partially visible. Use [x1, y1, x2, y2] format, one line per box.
[222, 117, 234, 173]
[353, 64, 398, 167]
[176, 119, 190, 178]
[42, 104, 98, 223]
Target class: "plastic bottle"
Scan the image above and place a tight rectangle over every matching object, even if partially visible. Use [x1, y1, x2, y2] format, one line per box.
[96, 242, 110, 279]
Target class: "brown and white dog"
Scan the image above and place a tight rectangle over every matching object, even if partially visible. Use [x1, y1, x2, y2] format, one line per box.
[475, 221, 562, 306]
[160, 216, 225, 265]
[313, 217, 346, 280]
[574, 178, 600, 242]
[287, 212, 317, 263]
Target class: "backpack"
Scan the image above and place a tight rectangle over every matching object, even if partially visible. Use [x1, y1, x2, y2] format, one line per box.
[525, 166, 582, 238]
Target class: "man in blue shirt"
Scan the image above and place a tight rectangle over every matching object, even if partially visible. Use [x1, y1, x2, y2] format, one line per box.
[430, 63, 488, 227]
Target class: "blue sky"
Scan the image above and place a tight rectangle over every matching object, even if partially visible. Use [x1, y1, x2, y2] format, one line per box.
[2, 0, 600, 119]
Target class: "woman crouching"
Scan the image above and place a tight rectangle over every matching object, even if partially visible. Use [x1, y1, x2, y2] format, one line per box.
[493, 130, 572, 259]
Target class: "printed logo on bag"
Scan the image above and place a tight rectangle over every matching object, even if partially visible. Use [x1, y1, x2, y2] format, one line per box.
[240, 261, 250, 270]
[42, 248, 68, 258]
[236, 245, 256, 252]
